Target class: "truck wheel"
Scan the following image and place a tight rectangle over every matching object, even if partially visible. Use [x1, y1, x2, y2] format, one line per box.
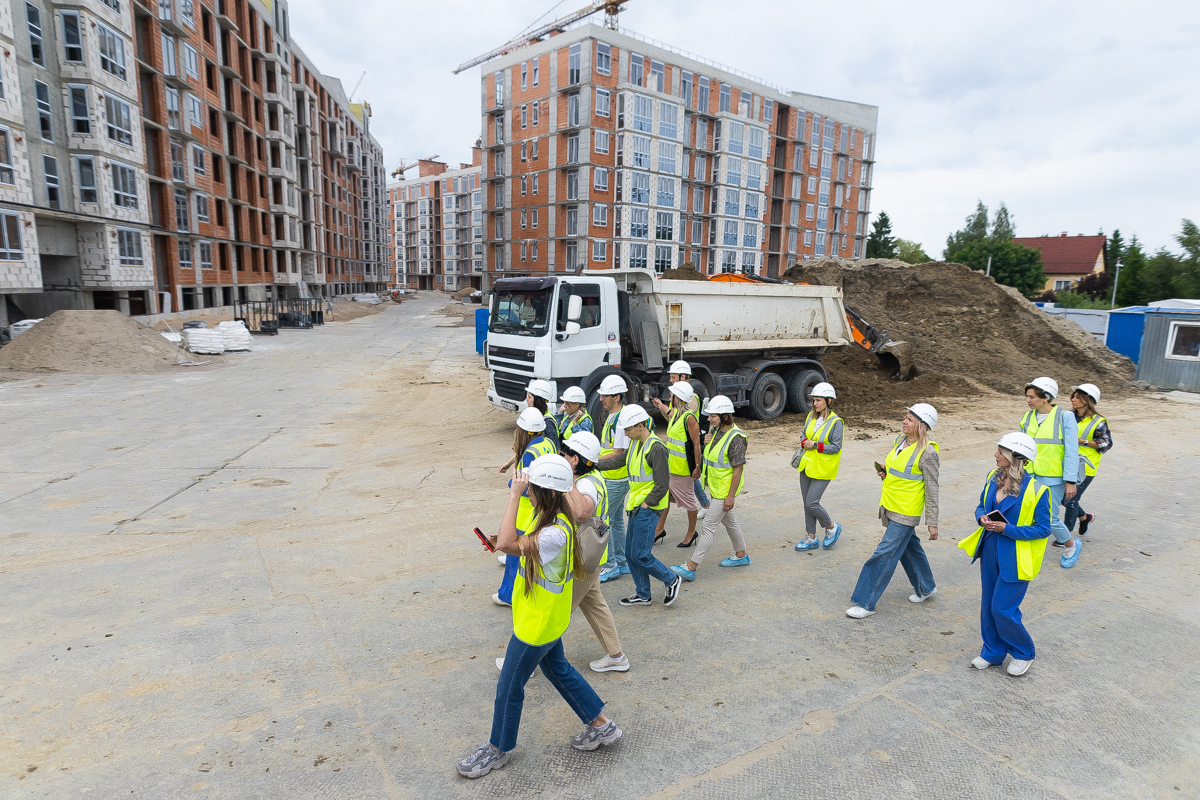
[786, 370, 822, 414]
[749, 372, 787, 421]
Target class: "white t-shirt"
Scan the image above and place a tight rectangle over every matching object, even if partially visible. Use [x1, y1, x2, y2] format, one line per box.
[533, 524, 570, 583]
[605, 419, 630, 450]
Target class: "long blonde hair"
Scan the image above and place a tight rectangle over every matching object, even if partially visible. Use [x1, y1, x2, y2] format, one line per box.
[993, 449, 1026, 498]
[512, 427, 535, 459]
[520, 484, 587, 597]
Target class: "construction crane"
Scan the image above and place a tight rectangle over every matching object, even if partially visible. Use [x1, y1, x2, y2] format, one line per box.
[452, 0, 629, 74]
[390, 155, 440, 180]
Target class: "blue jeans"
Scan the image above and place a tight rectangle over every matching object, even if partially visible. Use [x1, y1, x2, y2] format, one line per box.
[977, 530, 1034, 663]
[1040, 481, 1072, 544]
[850, 520, 936, 612]
[694, 479, 711, 508]
[490, 634, 605, 753]
[1062, 474, 1094, 532]
[602, 479, 629, 569]
[627, 506, 676, 599]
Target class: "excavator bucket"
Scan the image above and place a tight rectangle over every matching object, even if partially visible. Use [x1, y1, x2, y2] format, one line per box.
[844, 308, 916, 381]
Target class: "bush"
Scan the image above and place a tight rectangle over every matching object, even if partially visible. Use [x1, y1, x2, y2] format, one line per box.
[1053, 291, 1111, 309]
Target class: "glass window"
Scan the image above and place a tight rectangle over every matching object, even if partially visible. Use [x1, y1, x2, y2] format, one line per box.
[43, 155, 60, 209]
[196, 194, 209, 221]
[746, 160, 761, 190]
[719, 83, 731, 112]
[184, 43, 199, 78]
[630, 55, 644, 87]
[630, 207, 649, 238]
[632, 135, 650, 168]
[532, 57, 539, 86]
[566, 169, 579, 200]
[592, 240, 607, 262]
[62, 12, 83, 62]
[35, 81, 52, 141]
[105, 96, 133, 145]
[629, 242, 648, 269]
[69, 86, 90, 134]
[178, 238, 192, 270]
[166, 87, 181, 129]
[742, 221, 757, 247]
[0, 211, 23, 260]
[728, 122, 744, 154]
[175, 188, 189, 231]
[725, 188, 740, 215]
[654, 244, 671, 272]
[804, 230, 813, 247]
[660, 102, 678, 139]
[658, 142, 676, 174]
[567, 133, 579, 163]
[567, 92, 580, 127]
[97, 23, 127, 80]
[723, 219, 737, 246]
[592, 204, 608, 226]
[656, 176, 675, 207]
[112, 162, 138, 208]
[26, 3, 44, 67]
[192, 145, 205, 175]
[681, 71, 693, 109]
[748, 127, 764, 160]
[117, 229, 143, 265]
[593, 167, 608, 191]
[633, 94, 653, 132]
[655, 211, 673, 241]
[726, 157, 741, 186]
[741, 250, 757, 273]
[596, 42, 611, 76]
[568, 43, 581, 85]
[161, 33, 177, 76]
[744, 192, 760, 219]
[77, 157, 97, 203]
[631, 171, 650, 204]
[188, 95, 203, 130]
[0, 131, 14, 184]
[721, 249, 737, 272]
[596, 88, 610, 118]
[594, 130, 610, 154]
[819, 180, 830, 206]
[698, 77, 710, 112]
[1167, 322, 1200, 360]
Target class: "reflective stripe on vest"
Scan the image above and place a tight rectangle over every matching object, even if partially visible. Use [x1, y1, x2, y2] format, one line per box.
[599, 409, 630, 481]
[958, 473, 1051, 581]
[665, 407, 697, 476]
[879, 435, 938, 517]
[796, 412, 843, 481]
[626, 434, 668, 511]
[1021, 407, 1066, 478]
[702, 426, 747, 499]
[512, 512, 575, 645]
[1078, 414, 1107, 477]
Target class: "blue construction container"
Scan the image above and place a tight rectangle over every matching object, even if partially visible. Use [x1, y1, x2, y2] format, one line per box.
[1105, 307, 1153, 364]
[475, 307, 489, 355]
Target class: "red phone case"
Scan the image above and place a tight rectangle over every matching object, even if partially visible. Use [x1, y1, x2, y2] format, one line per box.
[474, 527, 496, 552]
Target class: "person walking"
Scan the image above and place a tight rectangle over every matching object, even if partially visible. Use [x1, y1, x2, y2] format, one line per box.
[494, 408, 557, 607]
[655, 381, 703, 547]
[597, 375, 632, 583]
[1065, 383, 1111, 537]
[558, 386, 593, 440]
[457, 455, 622, 779]
[652, 361, 710, 535]
[959, 432, 1052, 677]
[525, 379, 560, 451]
[793, 382, 844, 552]
[596, 404, 683, 607]
[847, 403, 940, 619]
[669, 395, 750, 581]
[1019, 377, 1082, 568]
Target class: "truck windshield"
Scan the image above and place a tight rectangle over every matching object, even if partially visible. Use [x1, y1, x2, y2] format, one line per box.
[490, 288, 553, 336]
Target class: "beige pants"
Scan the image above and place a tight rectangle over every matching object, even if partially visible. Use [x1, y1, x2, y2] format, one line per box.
[571, 570, 623, 657]
[693, 501, 746, 566]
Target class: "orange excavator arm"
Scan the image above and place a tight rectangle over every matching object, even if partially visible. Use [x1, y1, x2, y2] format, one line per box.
[844, 307, 916, 380]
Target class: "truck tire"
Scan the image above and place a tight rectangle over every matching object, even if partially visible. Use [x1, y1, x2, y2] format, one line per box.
[786, 369, 822, 414]
[688, 379, 709, 412]
[749, 372, 787, 421]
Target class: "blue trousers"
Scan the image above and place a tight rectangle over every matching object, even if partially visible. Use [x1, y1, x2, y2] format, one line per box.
[490, 634, 605, 752]
[694, 479, 710, 508]
[627, 506, 676, 599]
[1040, 480, 1072, 544]
[602, 479, 630, 569]
[498, 554, 519, 605]
[1062, 474, 1094, 532]
[977, 532, 1035, 663]
[850, 520, 936, 611]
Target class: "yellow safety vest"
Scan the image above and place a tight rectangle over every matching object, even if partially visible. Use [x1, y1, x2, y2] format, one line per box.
[702, 425, 747, 499]
[958, 472, 1051, 581]
[561, 410, 593, 442]
[515, 436, 557, 535]
[1020, 407, 1067, 478]
[599, 408, 629, 481]
[626, 434, 669, 511]
[512, 512, 576, 645]
[664, 406, 698, 476]
[879, 435, 938, 517]
[1078, 414, 1107, 477]
[796, 411, 843, 481]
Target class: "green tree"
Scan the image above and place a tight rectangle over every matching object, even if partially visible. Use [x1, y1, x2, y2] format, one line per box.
[991, 203, 1015, 242]
[1114, 237, 1147, 306]
[943, 201, 990, 258]
[1106, 228, 1125, 272]
[1053, 290, 1111, 310]
[895, 239, 931, 264]
[952, 239, 1046, 298]
[866, 211, 896, 258]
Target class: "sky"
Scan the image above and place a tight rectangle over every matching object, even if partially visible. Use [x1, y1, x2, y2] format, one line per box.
[289, 0, 1200, 257]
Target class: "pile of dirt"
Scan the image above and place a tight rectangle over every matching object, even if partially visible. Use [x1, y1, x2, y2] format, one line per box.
[0, 310, 183, 374]
[660, 265, 709, 282]
[453, 286, 477, 298]
[328, 300, 388, 322]
[784, 258, 1135, 399]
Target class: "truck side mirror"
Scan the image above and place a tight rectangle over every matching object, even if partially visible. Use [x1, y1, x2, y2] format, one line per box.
[564, 321, 581, 336]
[567, 294, 583, 321]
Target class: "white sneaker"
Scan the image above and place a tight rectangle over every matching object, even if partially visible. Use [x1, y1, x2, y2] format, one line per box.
[909, 587, 938, 604]
[495, 657, 504, 670]
[491, 593, 510, 607]
[589, 653, 631, 673]
[697, 507, 708, 519]
[1007, 658, 1032, 676]
[846, 606, 875, 619]
[497, 553, 507, 565]
[971, 656, 993, 670]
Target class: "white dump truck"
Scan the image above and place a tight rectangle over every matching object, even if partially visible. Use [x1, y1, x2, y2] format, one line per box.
[485, 268, 854, 421]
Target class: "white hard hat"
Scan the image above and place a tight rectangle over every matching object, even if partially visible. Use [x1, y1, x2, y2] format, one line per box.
[526, 453, 574, 492]
[669, 360, 692, 375]
[906, 403, 938, 430]
[561, 386, 587, 404]
[996, 432, 1037, 462]
[517, 407, 546, 432]
[706, 395, 735, 415]
[617, 404, 650, 429]
[1074, 383, 1100, 404]
[564, 431, 601, 463]
[811, 381, 836, 400]
[1027, 377, 1058, 399]
[526, 379, 556, 402]
[599, 374, 628, 395]
[668, 381, 694, 403]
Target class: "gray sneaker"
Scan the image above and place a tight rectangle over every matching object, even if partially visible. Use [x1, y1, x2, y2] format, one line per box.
[571, 720, 623, 751]
[456, 743, 510, 778]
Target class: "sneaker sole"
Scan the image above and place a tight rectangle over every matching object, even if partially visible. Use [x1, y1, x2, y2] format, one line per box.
[663, 577, 682, 606]
[572, 727, 623, 751]
[590, 661, 631, 673]
[458, 753, 510, 778]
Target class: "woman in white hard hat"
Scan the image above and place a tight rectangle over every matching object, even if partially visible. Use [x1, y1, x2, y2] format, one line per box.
[1020, 377, 1082, 569]
[958, 432, 1052, 677]
[847, 403, 940, 619]
[494, 408, 557, 607]
[1065, 383, 1111, 537]
[652, 360, 710, 538]
[654, 380, 703, 547]
[558, 386, 593, 440]
[525, 379, 561, 451]
[596, 374, 632, 583]
[457, 454, 622, 779]
[670, 395, 750, 581]
[793, 382, 844, 552]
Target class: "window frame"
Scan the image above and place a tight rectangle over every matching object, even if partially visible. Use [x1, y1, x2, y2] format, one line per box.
[68, 85, 91, 134]
[76, 155, 98, 203]
[0, 210, 23, 260]
[35, 80, 53, 141]
[26, 2, 45, 67]
[61, 11, 84, 62]
[0, 129, 14, 184]
[117, 228, 144, 266]
[105, 95, 133, 146]
[43, 155, 60, 209]
[97, 22, 127, 80]
[1166, 321, 1200, 362]
[111, 160, 139, 208]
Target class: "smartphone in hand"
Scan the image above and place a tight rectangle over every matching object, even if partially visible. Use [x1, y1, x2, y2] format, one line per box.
[984, 510, 1007, 524]
[474, 527, 496, 552]
[874, 462, 886, 473]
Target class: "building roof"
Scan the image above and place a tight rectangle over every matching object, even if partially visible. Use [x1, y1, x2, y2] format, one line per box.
[1013, 234, 1105, 275]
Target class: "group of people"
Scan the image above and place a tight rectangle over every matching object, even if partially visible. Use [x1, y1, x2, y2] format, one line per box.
[458, 366, 1112, 778]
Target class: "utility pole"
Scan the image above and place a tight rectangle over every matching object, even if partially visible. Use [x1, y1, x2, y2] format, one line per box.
[985, 255, 992, 277]
[1110, 258, 1124, 309]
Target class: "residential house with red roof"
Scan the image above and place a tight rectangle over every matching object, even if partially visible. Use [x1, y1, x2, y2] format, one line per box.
[1013, 233, 1106, 293]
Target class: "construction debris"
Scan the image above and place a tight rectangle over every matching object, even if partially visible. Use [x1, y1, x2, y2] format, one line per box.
[0, 310, 189, 375]
[659, 265, 710, 282]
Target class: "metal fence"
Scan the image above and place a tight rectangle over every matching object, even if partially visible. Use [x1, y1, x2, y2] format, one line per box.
[235, 299, 325, 334]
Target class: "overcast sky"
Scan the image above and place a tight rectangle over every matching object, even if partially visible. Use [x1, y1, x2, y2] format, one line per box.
[290, 0, 1199, 257]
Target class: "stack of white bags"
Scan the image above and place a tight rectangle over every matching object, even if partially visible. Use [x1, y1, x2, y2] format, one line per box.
[217, 320, 252, 351]
[182, 327, 226, 354]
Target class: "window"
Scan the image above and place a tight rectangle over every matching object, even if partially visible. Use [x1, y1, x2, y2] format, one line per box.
[532, 101, 539, 126]
[631, 171, 649, 204]
[655, 211, 673, 241]
[632, 135, 650, 168]
[568, 43, 581, 85]
[184, 43, 199, 78]
[595, 130, 610, 154]
[62, 12, 83, 62]
[681, 71, 693, 108]
[819, 180, 830, 206]
[520, 175, 527, 195]
[630, 55, 644, 87]
[188, 95, 203, 130]
[532, 208, 538, 227]
[196, 194, 209, 221]
[166, 87, 181, 129]
[592, 204, 608, 226]
[788, 229, 798, 253]
[532, 57, 539, 86]
[726, 157, 742, 185]
[816, 206, 828, 231]
[721, 249, 737, 272]
[1053, 279, 1072, 292]
[567, 133, 579, 163]
[161, 33, 177, 76]
[654, 244, 671, 272]
[725, 188, 740, 215]
[1167, 322, 1200, 360]
[97, 23, 127, 80]
[594, 167, 608, 191]
[532, 241, 539, 260]
[566, 169, 579, 200]
[178, 239, 192, 270]
[764, 99, 774, 123]
[691, 219, 702, 244]
[659, 142, 676, 174]
[112, 162, 138, 208]
[26, 3, 44, 67]
[743, 221, 758, 247]
[660, 102, 678, 139]
[592, 239, 607, 262]
[741, 251, 757, 273]
[35, 81, 52, 140]
[520, 62, 527, 90]
[699, 77, 710, 111]
[814, 231, 826, 256]
[567, 93, 580, 127]
[650, 60, 665, 92]
[656, 176, 675, 207]
[181, 0, 193, 27]
[117, 229, 143, 266]
[629, 242, 648, 269]
[633, 94, 652, 132]
[192, 145, 205, 175]
[840, 125, 848, 152]
[749, 127, 764, 160]
[791, 174, 801, 198]
[519, 208, 527, 229]
[721, 219, 739, 246]
[0, 211, 22, 260]
[596, 88, 610, 118]
[171, 141, 185, 181]
[746, 161, 761, 190]
[520, 104, 527, 128]
[0, 132, 14, 184]
[69, 86, 90, 134]
[566, 205, 579, 236]
[197, 241, 212, 269]
[493, 71, 504, 107]
[171, 191, 187, 230]
[745, 192, 760, 219]
[630, 207, 649, 238]
[719, 83, 731, 112]
[596, 42, 611, 75]
[824, 119, 835, 149]
[804, 230, 813, 247]
[728, 122, 744, 154]
[43, 156, 60, 209]
[532, 174, 539, 194]
[807, 176, 817, 196]
[105, 96, 133, 145]
[75, 156, 98, 203]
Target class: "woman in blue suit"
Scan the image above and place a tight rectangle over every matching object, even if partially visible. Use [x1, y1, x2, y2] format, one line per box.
[960, 432, 1052, 677]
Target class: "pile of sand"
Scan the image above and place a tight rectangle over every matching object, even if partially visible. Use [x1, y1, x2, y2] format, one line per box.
[660, 265, 710, 282]
[329, 299, 388, 322]
[781, 257, 1135, 405]
[0, 310, 184, 374]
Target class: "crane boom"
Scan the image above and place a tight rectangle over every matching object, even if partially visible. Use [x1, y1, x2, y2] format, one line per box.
[452, 0, 628, 75]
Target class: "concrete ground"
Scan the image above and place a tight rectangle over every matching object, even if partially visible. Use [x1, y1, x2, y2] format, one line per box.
[2, 292, 1198, 799]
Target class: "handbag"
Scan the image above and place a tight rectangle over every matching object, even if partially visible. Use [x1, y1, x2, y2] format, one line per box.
[576, 516, 611, 576]
[790, 445, 806, 470]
